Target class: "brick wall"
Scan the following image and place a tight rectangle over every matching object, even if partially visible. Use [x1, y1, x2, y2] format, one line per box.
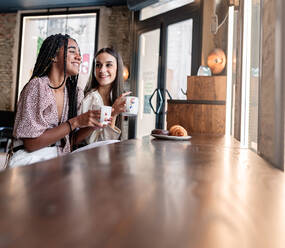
[0, 13, 17, 111]
[106, 6, 132, 68]
[99, 6, 132, 79]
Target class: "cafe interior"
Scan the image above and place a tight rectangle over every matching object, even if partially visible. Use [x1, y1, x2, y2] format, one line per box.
[0, 0, 285, 247]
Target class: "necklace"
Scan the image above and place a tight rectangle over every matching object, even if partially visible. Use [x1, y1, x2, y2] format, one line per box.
[48, 78, 65, 89]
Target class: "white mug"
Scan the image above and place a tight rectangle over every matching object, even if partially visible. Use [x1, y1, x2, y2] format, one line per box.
[100, 106, 112, 124]
[123, 96, 139, 116]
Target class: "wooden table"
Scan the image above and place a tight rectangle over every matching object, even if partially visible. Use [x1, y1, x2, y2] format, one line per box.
[0, 136, 284, 248]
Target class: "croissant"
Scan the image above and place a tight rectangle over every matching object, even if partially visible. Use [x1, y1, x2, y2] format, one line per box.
[169, 125, 188, 136]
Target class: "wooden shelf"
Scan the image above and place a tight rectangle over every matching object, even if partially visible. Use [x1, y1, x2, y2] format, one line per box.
[167, 76, 226, 135]
[186, 75, 227, 101]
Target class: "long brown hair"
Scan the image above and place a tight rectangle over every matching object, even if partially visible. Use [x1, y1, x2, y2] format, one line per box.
[84, 47, 124, 105]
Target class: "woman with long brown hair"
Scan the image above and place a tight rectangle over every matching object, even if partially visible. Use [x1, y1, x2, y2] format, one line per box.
[80, 47, 130, 144]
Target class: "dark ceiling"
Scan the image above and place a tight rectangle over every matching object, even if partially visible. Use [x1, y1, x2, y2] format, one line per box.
[0, 0, 127, 13]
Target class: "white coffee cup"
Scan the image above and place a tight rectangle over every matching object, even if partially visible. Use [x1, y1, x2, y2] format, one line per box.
[100, 106, 112, 124]
[123, 96, 139, 116]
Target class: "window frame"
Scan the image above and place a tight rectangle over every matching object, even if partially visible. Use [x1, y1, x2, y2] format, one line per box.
[15, 8, 100, 110]
[128, 1, 203, 138]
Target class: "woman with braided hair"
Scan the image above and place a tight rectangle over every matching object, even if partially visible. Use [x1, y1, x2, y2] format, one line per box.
[9, 33, 104, 167]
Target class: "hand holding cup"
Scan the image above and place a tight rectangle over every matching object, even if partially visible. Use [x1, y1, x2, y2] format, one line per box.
[100, 106, 112, 125]
[112, 91, 132, 116]
[123, 96, 139, 116]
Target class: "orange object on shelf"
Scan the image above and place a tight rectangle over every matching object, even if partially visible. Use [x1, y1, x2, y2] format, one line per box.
[123, 66, 129, 81]
[207, 48, 226, 74]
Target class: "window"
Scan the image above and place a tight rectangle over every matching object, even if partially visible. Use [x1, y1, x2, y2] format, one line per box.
[240, 0, 261, 150]
[140, 0, 195, 20]
[130, 2, 202, 138]
[17, 10, 98, 99]
[166, 19, 193, 100]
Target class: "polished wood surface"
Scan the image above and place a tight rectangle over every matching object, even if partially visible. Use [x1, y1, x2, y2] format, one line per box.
[0, 136, 285, 248]
[167, 102, 225, 134]
[187, 76, 227, 101]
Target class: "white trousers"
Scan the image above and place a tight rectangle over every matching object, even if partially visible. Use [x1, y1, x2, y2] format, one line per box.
[9, 147, 58, 168]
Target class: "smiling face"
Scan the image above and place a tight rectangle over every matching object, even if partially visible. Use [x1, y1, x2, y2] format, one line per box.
[54, 38, 81, 77]
[95, 52, 118, 88]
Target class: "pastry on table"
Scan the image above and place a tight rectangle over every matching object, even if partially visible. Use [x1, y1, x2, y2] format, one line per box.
[169, 125, 188, 136]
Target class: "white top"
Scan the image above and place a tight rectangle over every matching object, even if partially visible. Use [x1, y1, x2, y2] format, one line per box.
[79, 89, 121, 144]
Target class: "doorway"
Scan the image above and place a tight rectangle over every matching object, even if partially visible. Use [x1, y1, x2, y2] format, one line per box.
[131, 2, 202, 138]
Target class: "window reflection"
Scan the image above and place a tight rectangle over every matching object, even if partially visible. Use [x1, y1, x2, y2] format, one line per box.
[18, 13, 97, 98]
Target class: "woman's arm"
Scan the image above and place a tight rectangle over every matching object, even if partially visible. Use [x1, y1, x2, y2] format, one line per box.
[23, 110, 102, 152]
[72, 127, 97, 145]
[110, 114, 117, 129]
[23, 122, 73, 152]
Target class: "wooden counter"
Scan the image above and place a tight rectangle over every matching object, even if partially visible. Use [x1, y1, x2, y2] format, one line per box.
[167, 76, 226, 135]
[0, 136, 284, 248]
[167, 99, 226, 134]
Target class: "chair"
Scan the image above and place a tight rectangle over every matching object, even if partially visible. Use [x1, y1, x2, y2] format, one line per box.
[0, 111, 15, 152]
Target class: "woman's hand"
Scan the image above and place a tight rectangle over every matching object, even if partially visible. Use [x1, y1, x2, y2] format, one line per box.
[23, 110, 108, 152]
[71, 110, 112, 146]
[112, 91, 131, 116]
[70, 110, 104, 130]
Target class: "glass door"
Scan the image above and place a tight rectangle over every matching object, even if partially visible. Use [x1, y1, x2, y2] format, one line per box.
[130, 1, 202, 138]
[136, 18, 194, 137]
[240, 0, 261, 150]
[136, 29, 161, 138]
[248, 0, 261, 151]
[164, 19, 193, 127]
[165, 19, 193, 99]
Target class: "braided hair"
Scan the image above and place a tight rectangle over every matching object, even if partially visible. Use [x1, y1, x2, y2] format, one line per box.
[84, 47, 124, 105]
[29, 33, 79, 121]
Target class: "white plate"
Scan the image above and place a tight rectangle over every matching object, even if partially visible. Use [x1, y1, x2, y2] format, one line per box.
[151, 134, 192, 141]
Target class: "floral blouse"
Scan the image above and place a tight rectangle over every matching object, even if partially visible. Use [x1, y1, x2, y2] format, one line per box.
[13, 76, 84, 154]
